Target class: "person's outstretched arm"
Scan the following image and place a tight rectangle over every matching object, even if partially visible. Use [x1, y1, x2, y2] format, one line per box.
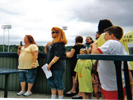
[66, 48, 75, 58]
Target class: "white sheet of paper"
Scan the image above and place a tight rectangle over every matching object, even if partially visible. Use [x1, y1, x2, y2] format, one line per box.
[41, 63, 52, 79]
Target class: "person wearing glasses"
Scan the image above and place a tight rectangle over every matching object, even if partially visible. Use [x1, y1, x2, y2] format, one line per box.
[85, 36, 94, 50]
[17, 35, 39, 96]
[45, 27, 67, 99]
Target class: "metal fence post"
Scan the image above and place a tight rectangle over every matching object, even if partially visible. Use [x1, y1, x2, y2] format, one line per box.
[124, 61, 132, 99]
[114, 61, 124, 99]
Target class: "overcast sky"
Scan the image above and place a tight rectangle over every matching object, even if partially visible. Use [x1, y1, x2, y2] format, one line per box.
[0, 0, 133, 46]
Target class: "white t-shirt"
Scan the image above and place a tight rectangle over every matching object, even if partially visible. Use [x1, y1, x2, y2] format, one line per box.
[98, 40, 130, 91]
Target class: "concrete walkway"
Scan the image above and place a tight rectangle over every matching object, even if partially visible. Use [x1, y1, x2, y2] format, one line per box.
[0, 91, 98, 99]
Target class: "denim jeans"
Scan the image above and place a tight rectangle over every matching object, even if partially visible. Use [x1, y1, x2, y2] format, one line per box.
[48, 70, 65, 90]
[19, 68, 37, 83]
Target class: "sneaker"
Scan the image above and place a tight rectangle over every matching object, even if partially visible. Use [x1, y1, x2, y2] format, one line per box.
[23, 91, 32, 96]
[17, 91, 25, 96]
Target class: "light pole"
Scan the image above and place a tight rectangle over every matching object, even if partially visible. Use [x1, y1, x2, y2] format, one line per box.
[1, 25, 12, 52]
[62, 26, 67, 30]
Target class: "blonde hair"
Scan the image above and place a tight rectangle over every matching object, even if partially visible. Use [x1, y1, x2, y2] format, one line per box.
[52, 27, 67, 44]
[80, 48, 88, 54]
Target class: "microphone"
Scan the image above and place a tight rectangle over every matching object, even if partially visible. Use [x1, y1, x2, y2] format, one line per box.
[20, 41, 23, 46]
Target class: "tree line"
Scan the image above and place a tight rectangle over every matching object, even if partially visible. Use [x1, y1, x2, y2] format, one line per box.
[0, 45, 72, 53]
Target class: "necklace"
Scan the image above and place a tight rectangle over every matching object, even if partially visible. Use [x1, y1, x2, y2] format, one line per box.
[79, 60, 86, 77]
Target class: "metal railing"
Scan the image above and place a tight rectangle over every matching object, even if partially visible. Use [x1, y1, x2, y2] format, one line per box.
[0, 52, 72, 94]
[78, 54, 133, 100]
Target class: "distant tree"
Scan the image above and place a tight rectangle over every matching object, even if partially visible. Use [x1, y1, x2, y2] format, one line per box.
[9, 45, 18, 52]
[0, 45, 73, 53]
[0, 45, 3, 52]
[39, 46, 45, 52]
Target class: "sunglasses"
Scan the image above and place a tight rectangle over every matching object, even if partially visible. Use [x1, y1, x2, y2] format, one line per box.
[51, 31, 56, 34]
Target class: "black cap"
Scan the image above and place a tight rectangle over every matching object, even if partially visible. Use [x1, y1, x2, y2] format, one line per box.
[98, 19, 113, 33]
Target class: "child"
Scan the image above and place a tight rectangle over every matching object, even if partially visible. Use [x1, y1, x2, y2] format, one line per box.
[74, 48, 93, 99]
[90, 26, 133, 99]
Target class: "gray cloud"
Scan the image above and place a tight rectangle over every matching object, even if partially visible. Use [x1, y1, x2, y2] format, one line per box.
[0, 7, 20, 15]
[0, 34, 22, 45]
[0, 0, 132, 46]
[72, 0, 133, 27]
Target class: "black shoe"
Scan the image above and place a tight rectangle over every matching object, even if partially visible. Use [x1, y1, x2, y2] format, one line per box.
[72, 94, 82, 99]
[93, 93, 96, 97]
[99, 92, 101, 97]
[65, 91, 76, 96]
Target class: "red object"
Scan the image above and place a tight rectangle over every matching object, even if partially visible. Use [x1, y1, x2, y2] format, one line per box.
[102, 87, 126, 100]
